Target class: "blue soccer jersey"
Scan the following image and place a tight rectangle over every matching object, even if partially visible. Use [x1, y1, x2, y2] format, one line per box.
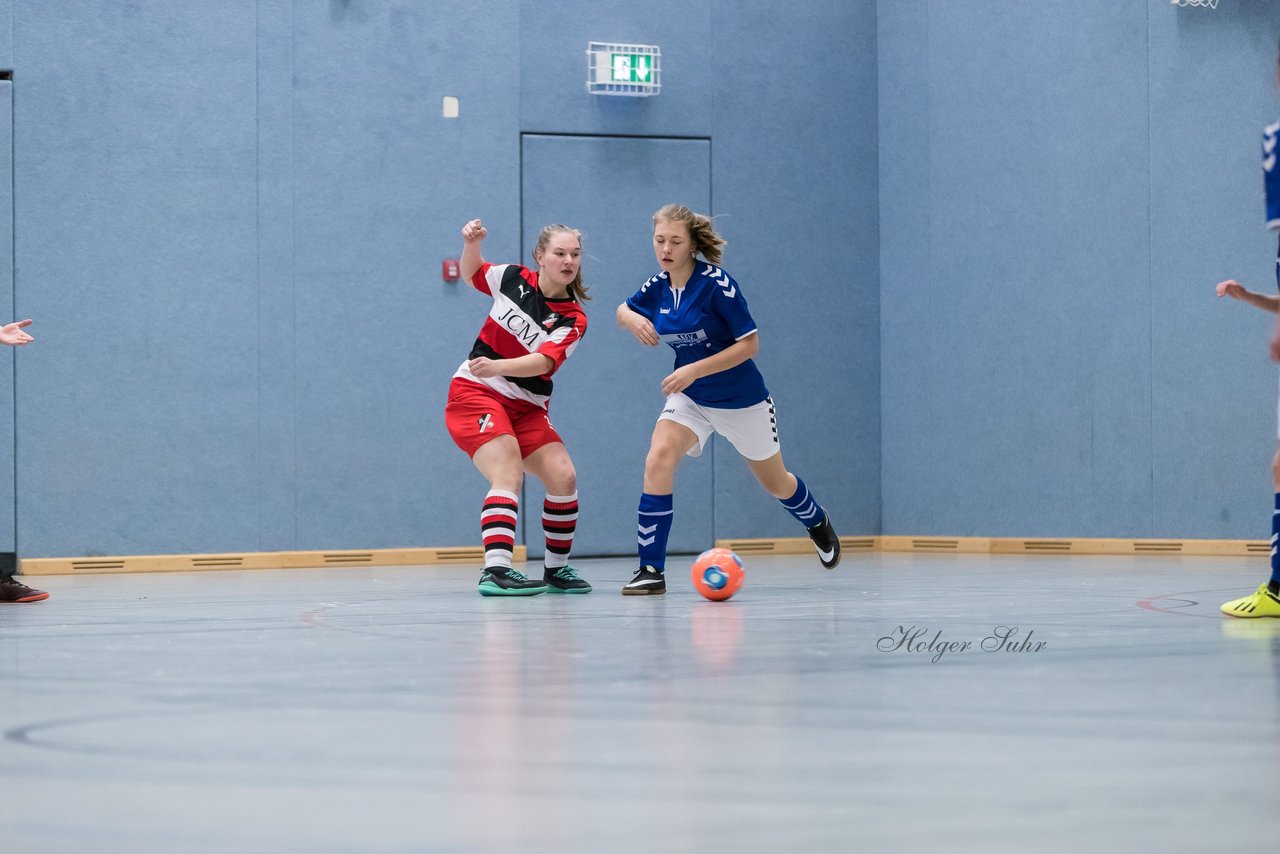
[1269, 120, 1280, 288]
[625, 263, 769, 408]
[1265, 119, 1280, 231]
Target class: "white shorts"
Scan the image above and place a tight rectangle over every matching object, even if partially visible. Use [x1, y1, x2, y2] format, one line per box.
[658, 393, 781, 461]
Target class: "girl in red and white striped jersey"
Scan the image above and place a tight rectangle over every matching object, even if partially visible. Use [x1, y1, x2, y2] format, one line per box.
[444, 219, 591, 597]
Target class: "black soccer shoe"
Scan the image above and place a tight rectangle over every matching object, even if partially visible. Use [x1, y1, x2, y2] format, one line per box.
[622, 566, 666, 596]
[544, 565, 592, 594]
[0, 574, 48, 603]
[478, 567, 548, 597]
[807, 514, 842, 570]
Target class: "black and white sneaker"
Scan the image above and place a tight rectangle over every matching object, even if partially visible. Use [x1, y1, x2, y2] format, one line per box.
[807, 514, 841, 570]
[478, 567, 548, 597]
[622, 566, 666, 596]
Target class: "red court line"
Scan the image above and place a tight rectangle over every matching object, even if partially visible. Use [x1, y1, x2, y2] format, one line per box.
[1136, 590, 1228, 620]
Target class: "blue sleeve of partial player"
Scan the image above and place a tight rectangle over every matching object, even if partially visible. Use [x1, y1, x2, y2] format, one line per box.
[1265, 121, 1280, 230]
[710, 271, 758, 340]
[625, 275, 661, 320]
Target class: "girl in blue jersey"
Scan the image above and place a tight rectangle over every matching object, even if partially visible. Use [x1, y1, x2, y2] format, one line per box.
[1216, 273, 1280, 618]
[614, 204, 840, 595]
[1217, 42, 1280, 619]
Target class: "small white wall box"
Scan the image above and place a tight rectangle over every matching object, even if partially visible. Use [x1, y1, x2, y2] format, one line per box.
[586, 42, 661, 96]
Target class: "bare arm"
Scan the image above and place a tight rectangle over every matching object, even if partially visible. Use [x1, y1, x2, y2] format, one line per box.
[460, 219, 488, 283]
[660, 331, 759, 396]
[617, 302, 659, 346]
[456, 219, 554, 377]
[468, 352, 555, 379]
[1218, 279, 1280, 314]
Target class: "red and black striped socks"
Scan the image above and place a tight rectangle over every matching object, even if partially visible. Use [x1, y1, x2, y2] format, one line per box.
[481, 489, 519, 569]
[543, 492, 578, 570]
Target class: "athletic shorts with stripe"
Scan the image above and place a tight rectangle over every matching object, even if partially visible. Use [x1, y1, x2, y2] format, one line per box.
[445, 377, 564, 458]
[659, 391, 781, 461]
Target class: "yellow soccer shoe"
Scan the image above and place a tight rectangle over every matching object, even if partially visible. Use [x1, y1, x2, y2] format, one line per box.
[1221, 584, 1280, 619]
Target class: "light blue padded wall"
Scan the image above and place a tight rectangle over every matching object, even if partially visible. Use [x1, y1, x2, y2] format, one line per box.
[15, 3, 262, 556]
[880, 0, 1280, 538]
[518, 0, 880, 550]
[287, 1, 521, 550]
[10, 1, 877, 558]
[1149, 3, 1280, 537]
[709, 0, 880, 544]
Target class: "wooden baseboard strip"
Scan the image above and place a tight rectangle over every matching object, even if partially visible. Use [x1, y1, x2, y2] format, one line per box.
[718, 536, 1270, 559]
[19, 546, 528, 576]
[17, 534, 1270, 577]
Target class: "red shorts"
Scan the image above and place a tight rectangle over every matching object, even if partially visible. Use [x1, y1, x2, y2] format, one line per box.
[444, 377, 564, 458]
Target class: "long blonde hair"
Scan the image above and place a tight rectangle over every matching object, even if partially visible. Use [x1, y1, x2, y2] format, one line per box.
[653, 204, 725, 267]
[532, 224, 591, 301]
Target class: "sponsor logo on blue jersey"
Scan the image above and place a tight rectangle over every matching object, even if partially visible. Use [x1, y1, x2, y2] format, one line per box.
[661, 330, 708, 348]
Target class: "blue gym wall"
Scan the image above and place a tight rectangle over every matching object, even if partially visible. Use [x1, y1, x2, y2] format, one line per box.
[28, 0, 1274, 557]
[879, 0, 1280, 539]
[9, 0, 879, 559]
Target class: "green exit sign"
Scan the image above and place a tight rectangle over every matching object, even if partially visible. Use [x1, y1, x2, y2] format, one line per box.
[587, 42, 660, 96]
[611, 53, 653, 83]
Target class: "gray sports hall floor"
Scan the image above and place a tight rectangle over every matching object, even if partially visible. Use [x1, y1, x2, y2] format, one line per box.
[1, 553, 1276, 854]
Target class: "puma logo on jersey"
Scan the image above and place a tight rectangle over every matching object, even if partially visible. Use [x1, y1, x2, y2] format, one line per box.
[517, 284, 530, 299]
[478, 414, 493, 432]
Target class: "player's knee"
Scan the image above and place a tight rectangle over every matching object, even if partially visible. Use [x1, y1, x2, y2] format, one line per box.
[645, 444, 681, 477]
[495, 471, 523, 493]
[755, 471, 792, 499]
[547, 463, 576, 495]
[489, 456, 525, 493]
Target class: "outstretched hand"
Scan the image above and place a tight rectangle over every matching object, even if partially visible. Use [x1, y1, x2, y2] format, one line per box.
[1216, 279, 1247, 300]
[0, 319, 33, 346]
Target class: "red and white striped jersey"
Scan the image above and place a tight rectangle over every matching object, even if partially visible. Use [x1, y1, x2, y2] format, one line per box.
[453, 262, 587, 409]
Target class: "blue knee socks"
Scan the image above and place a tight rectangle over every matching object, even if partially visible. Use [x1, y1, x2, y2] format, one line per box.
[1270, 492, 1280, 594]
[637, 493, 674, 572]
[780, 476, 825, 529]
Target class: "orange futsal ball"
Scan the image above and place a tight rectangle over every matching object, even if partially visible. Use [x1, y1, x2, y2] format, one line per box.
[691, 548, 745, 601]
